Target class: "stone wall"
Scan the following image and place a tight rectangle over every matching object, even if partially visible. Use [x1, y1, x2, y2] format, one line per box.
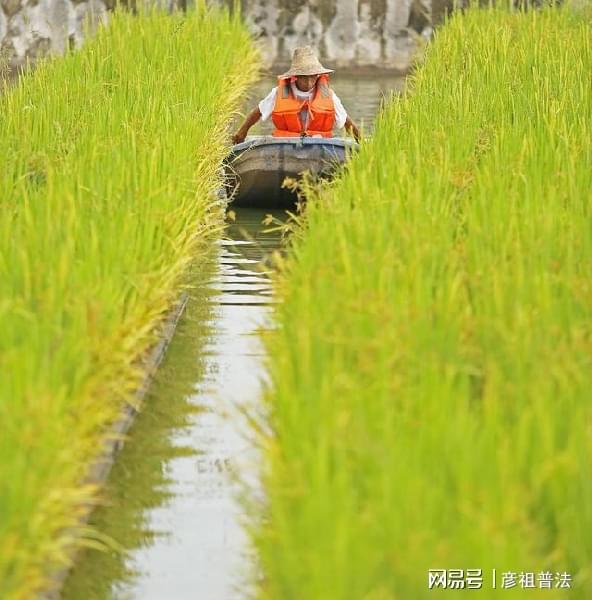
[1, 0, 452, 75]
[216, 0, 437, 71]
[0, 0, 108, 74]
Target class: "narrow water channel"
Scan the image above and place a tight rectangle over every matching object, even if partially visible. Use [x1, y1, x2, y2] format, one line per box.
[62, 73, 404, 600]
[62, 209, 281, 599]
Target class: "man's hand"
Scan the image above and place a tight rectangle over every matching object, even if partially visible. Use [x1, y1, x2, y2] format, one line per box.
[232, 130, 247, 145]
[231, 107, 262, 146]
[345, 117, 361, 143]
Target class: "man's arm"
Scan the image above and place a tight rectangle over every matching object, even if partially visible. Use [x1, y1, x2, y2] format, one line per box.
[344, 116, 360, 143]
[332, 91, 360, 143]
[232, 107, 262, 144]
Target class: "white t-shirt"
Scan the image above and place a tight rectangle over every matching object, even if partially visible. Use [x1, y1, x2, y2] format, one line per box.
[258, 82, 348, 130]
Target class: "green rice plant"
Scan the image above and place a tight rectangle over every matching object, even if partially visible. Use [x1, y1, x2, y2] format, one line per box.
[255, 5, 591, 599]
[0, 4, 258, 598]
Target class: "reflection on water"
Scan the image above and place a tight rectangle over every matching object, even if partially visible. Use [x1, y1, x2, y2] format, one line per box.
[63, 209, 284, 600]
[63, 73, 399, 600]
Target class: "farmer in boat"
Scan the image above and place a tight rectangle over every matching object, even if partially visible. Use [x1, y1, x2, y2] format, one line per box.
[232, 46, 360, 144]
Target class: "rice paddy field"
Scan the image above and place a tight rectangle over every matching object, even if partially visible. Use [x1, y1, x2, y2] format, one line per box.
[0, 5, 258, 598]
[255, 5, 591, 599]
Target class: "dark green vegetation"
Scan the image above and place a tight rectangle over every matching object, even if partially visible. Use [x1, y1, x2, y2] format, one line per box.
[255, 6, 591, 599]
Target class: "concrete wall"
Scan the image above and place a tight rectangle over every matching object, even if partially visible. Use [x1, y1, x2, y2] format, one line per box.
[1, 0, 450, 75]
[216, 0, 436, 71]
[0, 0, 108, 74]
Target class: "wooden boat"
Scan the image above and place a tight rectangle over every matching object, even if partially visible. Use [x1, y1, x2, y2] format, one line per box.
[224, 136, 358, 209]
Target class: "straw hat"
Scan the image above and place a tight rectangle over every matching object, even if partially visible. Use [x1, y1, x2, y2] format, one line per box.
[278, 46, 334, 78]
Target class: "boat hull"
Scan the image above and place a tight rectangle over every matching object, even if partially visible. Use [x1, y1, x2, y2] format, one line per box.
[224, 136, 357, 209]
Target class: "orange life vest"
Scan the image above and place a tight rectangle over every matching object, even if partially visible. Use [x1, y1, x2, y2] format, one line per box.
[271, 75, 335, 138]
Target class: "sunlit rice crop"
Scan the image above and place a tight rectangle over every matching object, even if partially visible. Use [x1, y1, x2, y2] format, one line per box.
[255, 5, 591, 599]
[0, 4, 258, 597]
